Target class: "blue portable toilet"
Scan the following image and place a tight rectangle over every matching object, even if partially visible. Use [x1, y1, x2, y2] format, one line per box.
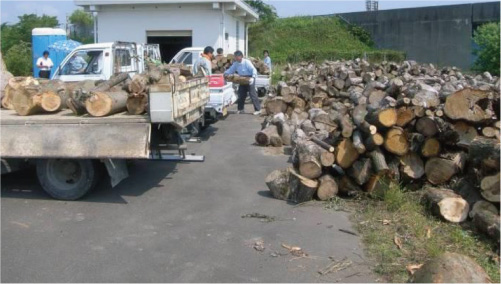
[32, 28, 66, 78]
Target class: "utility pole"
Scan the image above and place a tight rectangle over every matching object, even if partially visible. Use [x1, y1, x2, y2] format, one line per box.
[366, 0, 379, 11]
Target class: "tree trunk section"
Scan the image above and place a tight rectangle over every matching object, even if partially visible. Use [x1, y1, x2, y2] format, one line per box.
[335, 139, 360, 169]
[289, 168, 318, 203]
[421, 138, 441, 158]
[296, 140, 323, 179]
[444, 88, 493, 123]
[255, 125, 282, 147]
[384, 127, 409, 156]
[348, 158, 373, 185]
[126, 93, 148, 115]
[369, 147, 389, 173]
[317, 174, 338, 200]
[265, 168, 291, 201]
[399, 152, 424, 179]
[480, 172, 500, 203]
[423, 187, 469, 223]
[410, 253, 491, 283]
[85, 91, 128, 117]
[469, 137, 500, 171]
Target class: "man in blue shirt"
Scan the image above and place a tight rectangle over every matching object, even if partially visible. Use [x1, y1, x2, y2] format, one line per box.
[263, 50, 272, 71]
[224, 50, 261, 115]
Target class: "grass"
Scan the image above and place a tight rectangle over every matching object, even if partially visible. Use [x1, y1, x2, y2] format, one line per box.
[249, 16, 406, 64]
[333, 184, 500, 283]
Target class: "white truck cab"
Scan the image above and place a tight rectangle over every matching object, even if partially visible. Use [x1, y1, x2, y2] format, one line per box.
[52, 42, 160, 82]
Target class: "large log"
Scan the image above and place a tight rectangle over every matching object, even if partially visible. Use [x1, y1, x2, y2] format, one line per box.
[470, 201, 500, 241]
[423, 187, 469, 223]
[126, 93, 148, 115]
[396, 106, 415, 127]
[11, 80, 64, 116]
[410, 253, 491, 283]
[480, 172, 500, 203]
[296, 140, 323, 179]
[424, 153, 466, 185]
[453, 121, 478, 148]
[255, 125, 282, 147]
[399, 152, 424, 179]
[335, 139, 360, 169]
[2, 77, 39, 110]
[317, 174, 338, 200]
[384, 127, 409, 156]
[265, 97, 287, 115]
[289, 168, 318, 203]
[348, 158, 373, 185]
[85, 90, 128, 117]
[265, 168, 291, 201]
[468, 137, 500, 171]
[444, 88, 493, 123]
[421, 138, 441, 158]
[415, 117, 438, 137]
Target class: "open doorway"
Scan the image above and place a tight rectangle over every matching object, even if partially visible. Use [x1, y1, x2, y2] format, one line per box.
[147, 31, 192, 63]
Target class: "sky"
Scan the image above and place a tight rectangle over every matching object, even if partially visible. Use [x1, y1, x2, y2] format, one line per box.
[1, 0, 499, 25]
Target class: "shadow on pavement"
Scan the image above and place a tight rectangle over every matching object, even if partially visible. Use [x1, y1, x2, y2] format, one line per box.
[1, 160, 178, 204]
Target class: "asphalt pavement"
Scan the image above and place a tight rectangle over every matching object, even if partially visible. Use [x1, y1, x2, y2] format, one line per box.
[1, 104, 374, 282]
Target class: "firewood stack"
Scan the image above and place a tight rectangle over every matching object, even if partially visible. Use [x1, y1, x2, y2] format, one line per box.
[1, 63, 193, 117]
[261, 59, 500, 241]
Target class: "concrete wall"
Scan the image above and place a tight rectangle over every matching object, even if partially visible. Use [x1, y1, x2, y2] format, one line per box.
[337, 2, 500, 69]
[96, 3, 247, 53]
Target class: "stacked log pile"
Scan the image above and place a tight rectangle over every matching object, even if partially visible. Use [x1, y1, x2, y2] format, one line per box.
[261, 59, 500, 241]
[1, 63, 193, 117]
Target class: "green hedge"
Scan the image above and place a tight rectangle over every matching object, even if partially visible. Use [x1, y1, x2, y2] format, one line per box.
[285, 49, 406, 64]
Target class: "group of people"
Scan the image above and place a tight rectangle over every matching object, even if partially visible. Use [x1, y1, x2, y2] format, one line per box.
[192, 46, 272, 116]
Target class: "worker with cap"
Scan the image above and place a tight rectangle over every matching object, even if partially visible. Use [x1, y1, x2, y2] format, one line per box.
[192, 46, 214, 77]
[36, 50, 54, 79]
[224, 50, 261, 115]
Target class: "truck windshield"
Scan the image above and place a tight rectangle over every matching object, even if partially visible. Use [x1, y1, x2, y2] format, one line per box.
[61, 50, 104, 75]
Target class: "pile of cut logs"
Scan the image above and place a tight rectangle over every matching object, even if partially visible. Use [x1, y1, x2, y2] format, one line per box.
[260, 59, 500, 241]
[1, 63, 192, 117]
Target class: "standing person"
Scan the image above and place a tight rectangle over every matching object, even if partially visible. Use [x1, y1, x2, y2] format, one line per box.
[36, 51, 53, 79]
[263, 50, 272, 71]
[224, 50, 261, 115]
[192, 46, 214, 77]
[215, 48, 224, 60]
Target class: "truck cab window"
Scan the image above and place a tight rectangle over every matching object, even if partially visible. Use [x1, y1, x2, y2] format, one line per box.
[61, 51, 103, 75]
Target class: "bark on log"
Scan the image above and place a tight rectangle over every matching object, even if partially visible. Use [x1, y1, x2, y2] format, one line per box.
[85, 90, 128, 117]
[471, 203, 500, 241]
[255, 125, 282, 147]
[399, 152, 424, 179]
[480, 172, 500, 203]
[335, 139, 360, 169]
[96, 72, 129, 92]
[352, 130, 366, 154]
[453, 121, 478, 148]
[365, 133, 384, 151]
[384, 127, 409, 156]
[296, 140, 323, 179]
[126, 93, 148, 115]
[468, 137, 500, 171]
[410, 253, 491, 283]
[310, 137, 334, 152]
[265, 168, 291, 201]
[265, 97, 287, 115]
[338, 176, 362, 197]
[421, 138, 441, 158]
[396, 106, 415, 127]
[369, 147, 389, 174]
[423, 187, 469, 223]
[416, 117, 438, 137]
[127, 73, 150, 94]
[317, 174, 338, 200]
[348, 158, 373, 185]
[289, 168, 318, 203]
[425, 153, 466, 185]
[444, 88, 493, 123]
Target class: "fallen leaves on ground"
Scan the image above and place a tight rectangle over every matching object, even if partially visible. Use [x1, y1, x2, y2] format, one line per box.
[406, 264, 423, 275]
[394, 235, 403, 250]
[282, 243, 308, 257]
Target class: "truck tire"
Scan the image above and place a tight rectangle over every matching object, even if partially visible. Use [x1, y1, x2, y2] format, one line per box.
[36, 159, 100, 200]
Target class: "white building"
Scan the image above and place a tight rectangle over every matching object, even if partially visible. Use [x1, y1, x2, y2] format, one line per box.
[74, 0, 259, 61]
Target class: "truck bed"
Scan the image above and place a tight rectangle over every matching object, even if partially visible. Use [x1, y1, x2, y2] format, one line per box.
[0, 109, 151, 159]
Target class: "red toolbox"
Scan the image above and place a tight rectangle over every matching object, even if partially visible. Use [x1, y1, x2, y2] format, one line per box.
[208, 74, 225, 87]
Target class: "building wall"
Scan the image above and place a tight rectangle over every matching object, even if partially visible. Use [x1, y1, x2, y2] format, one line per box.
[96, 3, 247, 54]
[337, 2, 500, 69]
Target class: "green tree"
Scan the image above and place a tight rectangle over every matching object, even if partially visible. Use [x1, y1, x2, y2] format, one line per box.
[68, 9, 94, 43]
[4, 42, 32, 76]
[1, 14, 59, 76]
[473, 22, 500, 75]
[244, 0, 277, 22]
[1, 14, 59, 55]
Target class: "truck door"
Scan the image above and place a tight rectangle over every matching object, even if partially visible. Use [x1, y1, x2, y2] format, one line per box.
[53, 49, 108, 82]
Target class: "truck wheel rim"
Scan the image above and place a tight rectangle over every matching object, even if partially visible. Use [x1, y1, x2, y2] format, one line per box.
[46, 159, 84, 190]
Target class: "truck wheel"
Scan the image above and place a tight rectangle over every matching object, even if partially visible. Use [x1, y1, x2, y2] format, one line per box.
[36, 159, 100, 200]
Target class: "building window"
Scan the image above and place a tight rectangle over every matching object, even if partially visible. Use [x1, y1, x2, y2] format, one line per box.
[236, 21, 240, 50]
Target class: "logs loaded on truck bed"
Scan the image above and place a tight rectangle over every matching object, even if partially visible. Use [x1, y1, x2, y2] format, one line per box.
[259, 58, 500, 242]
[0, 62, 210, 200]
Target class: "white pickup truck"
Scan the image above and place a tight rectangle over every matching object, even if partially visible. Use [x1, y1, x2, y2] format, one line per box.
[1, 42, 209, 200]
[171, 47, 271, 116]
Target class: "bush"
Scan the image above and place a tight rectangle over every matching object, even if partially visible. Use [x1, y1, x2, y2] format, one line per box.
[473, 22, 500, 75]
[285, 49, 406, 63]
[4, 42, 32, 76]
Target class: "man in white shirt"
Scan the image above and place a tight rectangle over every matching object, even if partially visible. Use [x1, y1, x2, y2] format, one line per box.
[36, 51, 53, 79]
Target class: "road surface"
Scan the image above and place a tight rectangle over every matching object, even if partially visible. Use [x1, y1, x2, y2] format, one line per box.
[1, 105, 374, 282]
